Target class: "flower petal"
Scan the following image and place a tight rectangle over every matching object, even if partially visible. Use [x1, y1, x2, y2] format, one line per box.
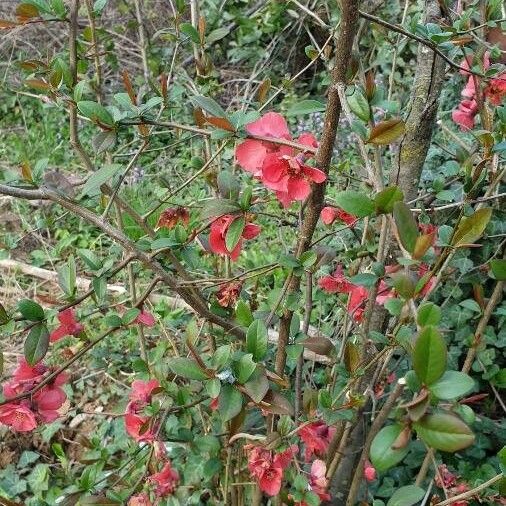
[287, 177, 311, 201]
[246, 112, 290, 139]
[235, 139, 267, 175]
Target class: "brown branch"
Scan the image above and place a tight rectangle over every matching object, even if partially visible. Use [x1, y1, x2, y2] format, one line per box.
[274, 0, 361, 376]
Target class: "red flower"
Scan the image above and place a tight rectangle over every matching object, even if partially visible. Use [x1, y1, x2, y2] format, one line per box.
[33, 384, 67, 422]
[50, 308, 84, 342]
[128, 494, 152, 506]
[124, 379, 160, 442]
[320, 206, 357, 228]
[247, 445, 297, 496]
[130, 379, 160, 403]
[485, 73, 506, 105]
[0, 401, 38, 432]
[134, 310, 156, 327]
[308, 459, 330, 502]
[209, 397, 219, 411]
[235, 112, 324, 206]
[418, 263, 436, 298]
[261, 153, 326, 208]
[299, 421, 336, 461]
[216, 281, 243, 307]
[235, 112, 293, 176]
[156, 207, 190, 230]
[318, 266, 353, 294]
[452, 99, 479, 130]
[209, 214, 261, 261]
[12, 358, 47, 385]
[364, 459, 376, 482]
[148, 461, 179, 497]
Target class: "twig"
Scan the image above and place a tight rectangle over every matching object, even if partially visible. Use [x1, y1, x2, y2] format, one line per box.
[434, 473, 503, 506]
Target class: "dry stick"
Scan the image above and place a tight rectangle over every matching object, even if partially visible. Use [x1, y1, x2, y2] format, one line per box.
[434, 473, 503, 506]
[84, 0, 102, 103]
[326, 422, 351, 479]
[345, 379, 406, 506]
[133, 0, 149, 83]
[295, 271, 313, 421]
[274, 0, 361, 376]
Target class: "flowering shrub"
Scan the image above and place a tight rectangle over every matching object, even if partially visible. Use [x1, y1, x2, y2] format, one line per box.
[0, 1, 505, 505]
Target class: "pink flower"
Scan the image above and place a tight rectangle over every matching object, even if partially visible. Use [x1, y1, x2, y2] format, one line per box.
[452, 99, 479, 130]
[0, 401, 37, 432]
[299, 421, 336, 461]
[209, 214, 261, 261]
[124, 411, 156, 442]
[364, 460, 376, 482]
[50, 308, 84, 342]
[209, 397, 219, 411]
[247, 445, 297, 496]
[12, 358, 47, 385]
[129, 379, 160, 403]
[156, 207, 190, 229]
[261, 153, 326, 208]
[235, 112, 324, 206]
[318, 266, 353, 294]
[134, 310, 156, 327]
[235, 112, 293, 176]
[33, 384, 67, 422]
[308, 459, 330, 502]
[485, 73, 506, 105]
[128, 494, 152, 506]
[320, 206, 357, 227]
[148, 461, 179, 497]
[216, 281, 243, 307]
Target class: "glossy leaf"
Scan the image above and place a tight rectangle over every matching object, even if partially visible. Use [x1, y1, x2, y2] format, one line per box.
[77, 101, 115, 127]
[24, 323, 49, 365]
[218, 384, 243, 422]
[333, 190, 374, 218]
[413, 326, 447, 386]
[413, 412, 475, 452]
[18, 299, 45, 321]
[234, 354, 256, 384]
[374, 186, 403, 214]
[243, 366, 269, 403]
[201, 198, 241, 220]
[417, 302, 441, 326]
[393, 201, 418, 254]
[429, 371, 475, 400]
[225, 216, 245, 252]
[367, 118, 405, 145]
[490, 259, 506, 280]
[286, 100, 326, 116]
[167, 357, 209, 380]
[246, 320, 268, 361]
[451, 208, 492, 247]
[370, 424, 410, 472]
[386, 486, 425, 506]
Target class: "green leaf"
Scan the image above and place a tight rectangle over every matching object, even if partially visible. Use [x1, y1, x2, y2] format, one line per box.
[206, 27, 230, 44]
[386, 486, 425, 506]
[121, 307, 140, 325]
[393, 201, 418, 254]
[246, 320, 268, 361]
[225, 216, 245, 252]
[413, 326, 447, 386]
[179, 22, 201, 44]
[92, 131, 116, 154]
[0, 302, 11, 325]
[333, 190, 374, 218]
[370, 424, 410, 472]
[347, 90, 370, 121]
[24, 323, 49, 365]
[299, 250, 317, 268]
[234, 354, 256, 384]
[417, 302, 441, 326]
[201, 198, 241, 220]
[392, 274, 415, 299]
[243, 366, 269, 403]
[490, 259, 506, 280]
[80, 164, 121, 197]
[77, 100, 115, 127]
[167, 357, 208, 380]
[413, 412, 475, 452]
[217, 170, 240, 200]
[374, 186, 404, 214]
[367, 118, 405, 145]
[235, 300, 253, 327]
[77, 249, 102, 271]
[429, 371, 475, 400]
[57, 255, 76, 298]
[18, 299, 45, 321]
[190, 95, 226, 118]
[451, 208, 492, 247]
[286, 99, 326, 116]
[349, 273, 378, 287]
[218, 384, 243, 422]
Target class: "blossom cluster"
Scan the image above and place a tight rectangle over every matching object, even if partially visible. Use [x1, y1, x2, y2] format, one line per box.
[124, 380, 180, 503]
[0, 358, 68, 432]
[452, 53, 506, 130]
[236, 112, 326, 208]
